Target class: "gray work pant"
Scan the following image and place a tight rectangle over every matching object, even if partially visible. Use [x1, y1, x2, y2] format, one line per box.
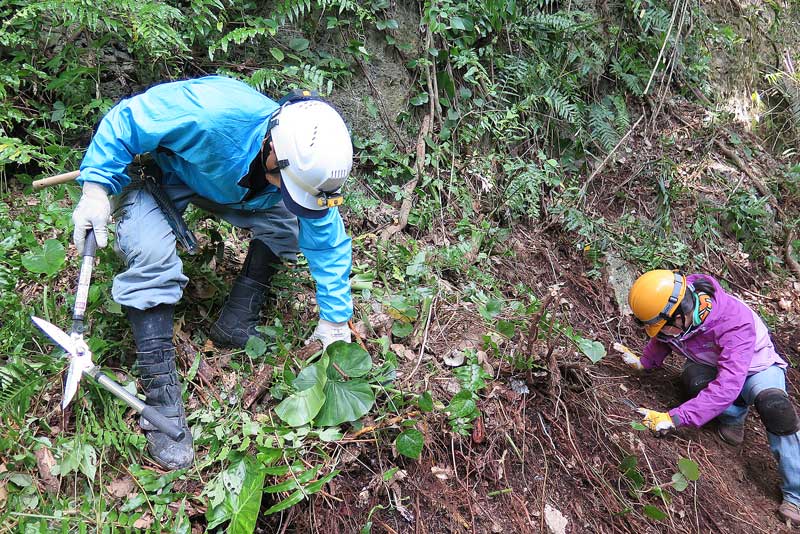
[111, 179, 299, 310]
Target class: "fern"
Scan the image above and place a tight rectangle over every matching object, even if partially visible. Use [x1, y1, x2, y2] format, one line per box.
[588, 100, 621, 152]
[0, 361, 44, 423]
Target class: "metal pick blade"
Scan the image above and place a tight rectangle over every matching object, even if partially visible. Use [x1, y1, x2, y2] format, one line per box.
[31, 316, 76, 355]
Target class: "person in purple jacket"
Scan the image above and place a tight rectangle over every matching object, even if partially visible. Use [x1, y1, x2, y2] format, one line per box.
[625, 270, 800, 525]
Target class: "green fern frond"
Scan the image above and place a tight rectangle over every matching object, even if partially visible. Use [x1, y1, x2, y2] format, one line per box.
[588, 101, 620, 152]
[0, 362, 44, 423]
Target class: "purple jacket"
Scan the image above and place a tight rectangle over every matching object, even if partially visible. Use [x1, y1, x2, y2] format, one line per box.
[640, 274, 786, 428]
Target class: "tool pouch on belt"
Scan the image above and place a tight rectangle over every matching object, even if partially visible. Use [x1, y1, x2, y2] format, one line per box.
[127, 155, 199, 255]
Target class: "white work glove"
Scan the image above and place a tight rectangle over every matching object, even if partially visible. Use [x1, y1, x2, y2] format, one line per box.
[305, 319, 351, 349]
[72, 181, 111, 254]
[614, 342, 644, 371]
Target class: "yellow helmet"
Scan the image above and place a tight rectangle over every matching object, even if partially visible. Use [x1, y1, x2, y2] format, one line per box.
[628, 270, 687, 337]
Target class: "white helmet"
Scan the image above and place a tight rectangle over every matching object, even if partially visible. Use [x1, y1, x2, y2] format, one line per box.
[269, 98, 353, 219]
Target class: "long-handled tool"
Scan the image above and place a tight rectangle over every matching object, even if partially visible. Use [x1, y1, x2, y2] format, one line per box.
[31, 230, 185, 441]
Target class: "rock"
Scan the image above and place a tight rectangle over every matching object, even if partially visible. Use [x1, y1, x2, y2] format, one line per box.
[605, 252, 637, 316]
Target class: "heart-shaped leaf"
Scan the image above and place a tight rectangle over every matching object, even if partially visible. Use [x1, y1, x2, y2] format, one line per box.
[314, 379, 374, 427]
[677, 457, 700, 481]
[276, 361, 327, 427]
[22, 239, 65, 276]
[326, 341, 371, 379]
[576, 338, 606, 363]
[395, 429, 424, 459]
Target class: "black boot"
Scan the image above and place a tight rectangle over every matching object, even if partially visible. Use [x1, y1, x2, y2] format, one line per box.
[126, 304, 194, 470]
[209, 240, 280, 348]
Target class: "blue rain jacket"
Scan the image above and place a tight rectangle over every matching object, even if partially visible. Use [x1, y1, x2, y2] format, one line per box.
[79, 76, 353, 323]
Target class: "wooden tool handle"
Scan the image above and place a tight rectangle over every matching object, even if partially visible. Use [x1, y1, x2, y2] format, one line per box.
[32, 170, 80, 190]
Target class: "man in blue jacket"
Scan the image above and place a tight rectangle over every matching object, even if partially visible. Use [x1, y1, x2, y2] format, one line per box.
[71, 76, 354, 469]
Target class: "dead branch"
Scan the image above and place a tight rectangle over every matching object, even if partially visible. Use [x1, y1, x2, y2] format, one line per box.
[715, 138, 800, 280]
[579, 115, 644, 198]
[714, 139, 774, 203]
[785, 229, 800, 280]
[381, 114, 432, 240]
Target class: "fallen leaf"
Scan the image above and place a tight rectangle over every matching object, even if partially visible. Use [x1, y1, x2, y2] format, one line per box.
[107, 475, 135, 499]
[443, 349, 465, 367]
[352, 320, 369, 339]
[34, 447, 59, 494]
[430, 465, 452, 480]
[133, 514, 153, 529]
[390, 343, 416, 361]
[544, 504, 568, 534]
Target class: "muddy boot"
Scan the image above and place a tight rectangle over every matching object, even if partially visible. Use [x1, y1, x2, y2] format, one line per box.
[127, 304, 194, 470]
[717, 423, 745, 446]
[209, 240, 280, 348]
[779, 500, 800, 526]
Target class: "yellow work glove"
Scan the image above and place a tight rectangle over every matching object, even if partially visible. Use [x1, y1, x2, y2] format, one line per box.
[614, 342, 644, 371]
[637, 408, 676, 433]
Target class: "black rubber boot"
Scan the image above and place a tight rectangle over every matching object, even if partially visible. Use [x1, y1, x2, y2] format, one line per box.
[209, 240, 280, 348]
[126, 304, 194, 470]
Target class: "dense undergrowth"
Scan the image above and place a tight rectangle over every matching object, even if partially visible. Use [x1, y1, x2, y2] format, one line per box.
[1, 0, 800, 532]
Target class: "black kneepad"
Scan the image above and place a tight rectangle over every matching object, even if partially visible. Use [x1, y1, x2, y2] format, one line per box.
[681, 364, 717, 398]
[754, 388, 800, 436]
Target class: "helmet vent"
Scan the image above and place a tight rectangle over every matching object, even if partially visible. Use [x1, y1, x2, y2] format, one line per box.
[309, 125, 318, 147]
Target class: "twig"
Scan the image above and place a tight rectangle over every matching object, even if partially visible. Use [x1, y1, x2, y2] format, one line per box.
[406, 290, 438, 384]
[579, 115, 644, 198]
[714, 139, 774, 203]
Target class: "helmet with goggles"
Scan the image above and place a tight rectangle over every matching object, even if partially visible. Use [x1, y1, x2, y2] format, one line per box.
[267, 90, 353, 219]
[628, 270, 688, 337]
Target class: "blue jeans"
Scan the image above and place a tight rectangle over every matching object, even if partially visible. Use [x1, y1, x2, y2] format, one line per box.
[111, 177, 299, 310]
[714, 364, 800, 506]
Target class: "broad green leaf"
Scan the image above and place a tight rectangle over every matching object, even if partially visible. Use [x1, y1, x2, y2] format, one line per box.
[206, 456, 266, 532]
[275, 382, 326, 427]
[576, 338, 606, 363]
[391, 321, 413, 338]
[245, 336, 267, 358]
[417, 391, 433, 412]
[630, 421, 648, 431]
[677, 457, 700, 481]
[410, 92, 429, 106]
[671, 472, 688, 492]
[447, 390, 477, 419]
[289, 38, 309, 51]
[22, 239, 65, 276]
[276, 362, 327, 427]
[314, 379, 375, 427]
[292, 357, 328, 391]
[269, 47, 284, 62]
[326, 341, 371, 379]
[642, 505, 667, 521]
[496, 320, 515, 339]
[478, 299, 504, 321]
[228, 457, 266, 534]
[263, 488, 305, 515]
[395, 429, 424, 459]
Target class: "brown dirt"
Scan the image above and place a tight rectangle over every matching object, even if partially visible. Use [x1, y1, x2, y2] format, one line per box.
[255, 97, 800, 533]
